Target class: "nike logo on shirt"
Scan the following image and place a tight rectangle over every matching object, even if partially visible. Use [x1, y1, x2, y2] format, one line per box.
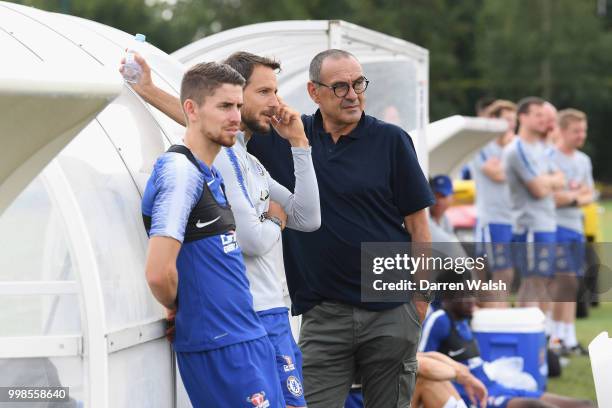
[196, 216, 220, 228]
[448, 348, 466, 357]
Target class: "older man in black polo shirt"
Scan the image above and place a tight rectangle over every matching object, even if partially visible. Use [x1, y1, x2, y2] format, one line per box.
[248, 49, 434, 408]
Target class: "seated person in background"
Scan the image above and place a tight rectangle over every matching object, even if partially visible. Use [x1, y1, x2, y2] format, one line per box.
[419, 272, 594, 408]
[430, 175, 455, 235]
[344, 351, 488, 408]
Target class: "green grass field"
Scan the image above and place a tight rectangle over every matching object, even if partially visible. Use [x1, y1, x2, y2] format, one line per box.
[547, 302, 612, 401]
[547, 200, 612, 401]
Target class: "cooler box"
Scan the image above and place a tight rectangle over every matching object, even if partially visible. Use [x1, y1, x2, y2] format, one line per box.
[472, 307, 548, 391]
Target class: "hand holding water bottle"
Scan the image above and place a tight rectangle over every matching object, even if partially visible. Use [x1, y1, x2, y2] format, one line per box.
[120, 33, 146, 84]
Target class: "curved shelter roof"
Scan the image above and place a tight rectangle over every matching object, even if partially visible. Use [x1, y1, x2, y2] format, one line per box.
[427, 115, 507, 176]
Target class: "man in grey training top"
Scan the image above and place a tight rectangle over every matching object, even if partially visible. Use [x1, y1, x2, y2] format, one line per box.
[503, 97, 564, 310]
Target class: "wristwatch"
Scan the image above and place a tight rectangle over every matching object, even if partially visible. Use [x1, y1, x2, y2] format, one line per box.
[260, 212, 283, 229]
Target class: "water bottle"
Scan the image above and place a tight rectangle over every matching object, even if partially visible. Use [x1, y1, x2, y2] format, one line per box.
[123, 33, 146, 83]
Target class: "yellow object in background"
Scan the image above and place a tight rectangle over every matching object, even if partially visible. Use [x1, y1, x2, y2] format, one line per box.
[583, 202, 602, 242]
[452, 179, 476, 205]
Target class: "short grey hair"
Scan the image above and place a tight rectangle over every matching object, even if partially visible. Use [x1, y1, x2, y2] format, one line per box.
[309, 49, 356, 82]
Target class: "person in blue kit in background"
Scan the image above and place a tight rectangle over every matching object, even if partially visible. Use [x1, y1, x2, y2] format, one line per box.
[141, 62, 284, 408]
[247, 49, 434, 407]
[418, 272, 594, 408]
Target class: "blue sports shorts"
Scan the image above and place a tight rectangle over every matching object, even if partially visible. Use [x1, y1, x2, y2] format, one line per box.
[176, 336, 284, 408]
[258, 308, 306, 407]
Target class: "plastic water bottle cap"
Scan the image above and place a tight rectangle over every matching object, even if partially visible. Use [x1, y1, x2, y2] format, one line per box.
[135, 33, 146, 42]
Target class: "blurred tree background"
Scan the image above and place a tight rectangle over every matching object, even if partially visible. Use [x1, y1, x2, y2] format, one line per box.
[13, 0, 612, 182]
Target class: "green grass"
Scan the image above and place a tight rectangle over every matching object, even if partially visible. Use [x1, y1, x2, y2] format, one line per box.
[547, 201, 612, 401]
[547, 301, 612, 401]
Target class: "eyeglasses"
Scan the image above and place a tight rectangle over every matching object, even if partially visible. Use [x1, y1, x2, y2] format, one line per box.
[312, 76, 369, 98]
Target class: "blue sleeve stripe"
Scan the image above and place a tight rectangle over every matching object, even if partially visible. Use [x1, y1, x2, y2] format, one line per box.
[418, 309, 446, 352]
[517, 141, 538, 177]
[149, 153, 202, 242]
[224, 147, 254, 208]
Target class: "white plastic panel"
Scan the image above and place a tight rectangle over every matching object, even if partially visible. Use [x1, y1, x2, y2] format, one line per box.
[0, 4, 100, 67]
[0, 357, 85, 405]
[1, 294, 80, 337]
[108, 339, 173, 408]
[57, 122, 162, 332]
[362, 60, 418, 131]
[96, 88, 172, 194]
[0, 178, 74, 282]
[0, 23, 44, 65]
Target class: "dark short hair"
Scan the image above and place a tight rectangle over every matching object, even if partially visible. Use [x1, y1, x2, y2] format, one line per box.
[516, 96, 546, 117]
[180, 62, 245, 106]
[309, 49, 356, 82]
[475, 96, 496, 115]
[223, 51, 281, 85]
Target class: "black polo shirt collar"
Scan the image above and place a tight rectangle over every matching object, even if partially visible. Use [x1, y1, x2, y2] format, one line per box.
[312, 109, 367, 140]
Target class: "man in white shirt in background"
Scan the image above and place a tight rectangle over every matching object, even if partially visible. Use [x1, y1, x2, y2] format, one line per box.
[429, 175, 455, 235]
[472, 100, 517, 307]
[503, 97, 565, 312]
[549, 109, 594, 355]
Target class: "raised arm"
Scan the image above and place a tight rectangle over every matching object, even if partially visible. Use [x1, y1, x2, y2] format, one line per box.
[268, 100, 321, 232]
[120, 53, 186, 126]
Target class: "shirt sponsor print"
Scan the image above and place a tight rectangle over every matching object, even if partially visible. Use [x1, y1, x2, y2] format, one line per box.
[221, 232, 239, 253]
[246, 391, 270, 408]
[282, 355, 295, 372]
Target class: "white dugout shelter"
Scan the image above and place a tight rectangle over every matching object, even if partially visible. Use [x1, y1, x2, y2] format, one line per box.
[0, 4, 434, 406]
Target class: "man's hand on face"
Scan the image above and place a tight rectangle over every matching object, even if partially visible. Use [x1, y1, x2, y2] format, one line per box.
[119, 52, 154, 97]
[271, 97, 309, 148]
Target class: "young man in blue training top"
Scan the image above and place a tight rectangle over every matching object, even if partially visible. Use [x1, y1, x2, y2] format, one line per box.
[141, 62, 284, 407]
